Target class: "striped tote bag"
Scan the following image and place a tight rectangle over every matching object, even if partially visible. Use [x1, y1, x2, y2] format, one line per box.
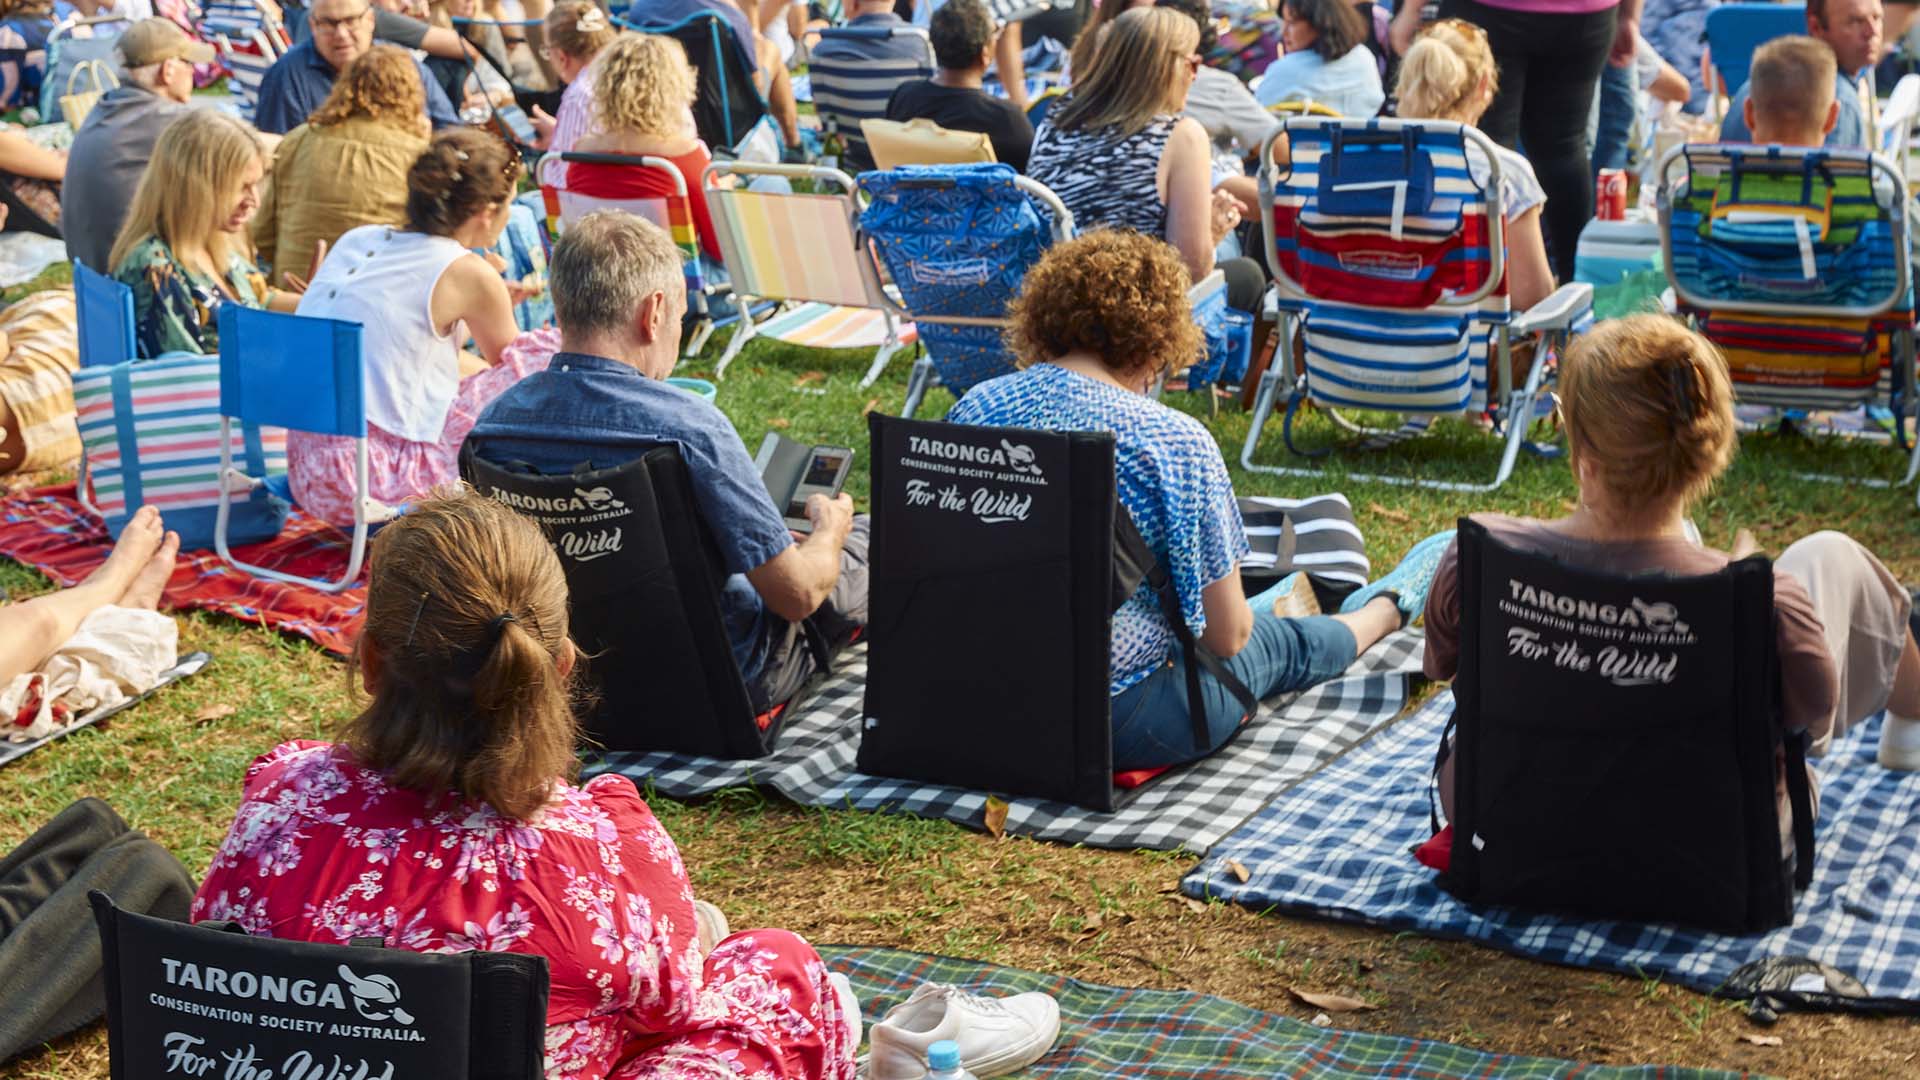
[73, 354, 289, 549]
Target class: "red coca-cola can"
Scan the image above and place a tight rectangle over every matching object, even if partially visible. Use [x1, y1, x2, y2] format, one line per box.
[1596, 168, 1628, 220]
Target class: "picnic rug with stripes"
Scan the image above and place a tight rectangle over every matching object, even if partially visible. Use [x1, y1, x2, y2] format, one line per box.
[1185, 691, 1920, 1003]
[587, 630, 1424, 853]
[0, 485, 364, 656]
[821, 945, 1746, 1078]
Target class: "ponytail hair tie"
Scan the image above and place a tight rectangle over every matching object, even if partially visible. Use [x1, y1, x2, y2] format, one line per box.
[490, 611, 517, 639]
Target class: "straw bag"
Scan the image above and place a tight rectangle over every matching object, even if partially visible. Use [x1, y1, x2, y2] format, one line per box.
[59, 59, 117, 130]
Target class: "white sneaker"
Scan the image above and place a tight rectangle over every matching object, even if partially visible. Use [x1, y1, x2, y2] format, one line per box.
[1880, 713, 1920, 770]
[867, 983, 1060, 1080]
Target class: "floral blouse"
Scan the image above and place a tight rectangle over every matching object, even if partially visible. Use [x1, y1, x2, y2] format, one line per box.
[112, 234, 267, 357]
[192, 741, 857, 1080]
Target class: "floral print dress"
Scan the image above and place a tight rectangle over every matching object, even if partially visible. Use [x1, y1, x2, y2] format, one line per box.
[193, 741, 860, 1080]
[112, 235, 268, 357]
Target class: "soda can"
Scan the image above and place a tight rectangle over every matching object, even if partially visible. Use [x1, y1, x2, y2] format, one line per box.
[1597, 169, 1627, 221]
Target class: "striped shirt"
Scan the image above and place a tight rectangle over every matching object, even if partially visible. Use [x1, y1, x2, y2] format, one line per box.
[1027, 112, 1178, 239]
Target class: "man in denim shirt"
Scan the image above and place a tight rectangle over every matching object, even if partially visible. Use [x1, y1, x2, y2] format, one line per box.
[464, 211, 868, 710]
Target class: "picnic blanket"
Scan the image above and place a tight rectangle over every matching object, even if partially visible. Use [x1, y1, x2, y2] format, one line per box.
[586, 631, 1424, 852]
[0, 486, 364, 656]
[821, 945, 1743, 1078]
[1185, 691, 1920, 1002]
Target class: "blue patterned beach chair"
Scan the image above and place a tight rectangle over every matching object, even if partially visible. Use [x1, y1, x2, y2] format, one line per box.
[1240, 118, 1594, 491]
[1656, 142, 1920, 500]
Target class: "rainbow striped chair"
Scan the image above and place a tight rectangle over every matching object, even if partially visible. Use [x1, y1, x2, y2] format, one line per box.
[554, 151, 730, 356]
[1240, 118, 1594, 491]
[1657, 142, 1920, 500]
[702, 160, 916, 384]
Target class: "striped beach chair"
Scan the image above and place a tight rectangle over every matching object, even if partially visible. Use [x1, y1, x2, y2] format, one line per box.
[807, 25, 934, 172]
[556, 150, 729, 356]
[1656, 142, 1920, 498]
[1240, 117, 1594, 491]
[703, 160, 916, 382]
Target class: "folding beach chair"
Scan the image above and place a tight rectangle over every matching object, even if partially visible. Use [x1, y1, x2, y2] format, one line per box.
[73, 260, 134, 370]
[91, 892, 549, 1080]
[1441, 517, 1813, 933]
[858, 163, 1074, 418]
[703, 160, 913, 382]
[1239, 118, 1595, 491]
[1704, 2, 1805, 104]
[43, 14, 129, 125]
[1656, 142, 1920, 500]
[555, 150, 730, 356]
[463, 444, 829, 757]
[619, 11, 771, 160]
[808, 24, 934, 171]
[859, 415, 1255, 812]
[861, 117, 996, 170]
[214, 306, 393, 591]
[206, 13, 286, 125]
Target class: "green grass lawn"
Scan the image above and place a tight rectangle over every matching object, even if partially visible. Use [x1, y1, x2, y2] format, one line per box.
[4, 320, 1919, 1079]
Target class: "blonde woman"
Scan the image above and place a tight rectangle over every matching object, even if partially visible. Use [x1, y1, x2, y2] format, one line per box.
[1394, 19, 1553, 314]
[254, 46, 432, 289]
[110, 112, 299, 358]
[570, 33, 723, 263]
[529, 0, 619, 158]
[1424, 316, 1920, 827]
[1027, 7, 1263, 312]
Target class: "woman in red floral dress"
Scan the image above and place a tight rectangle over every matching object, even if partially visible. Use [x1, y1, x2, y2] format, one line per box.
[192, 490, 861, 1080]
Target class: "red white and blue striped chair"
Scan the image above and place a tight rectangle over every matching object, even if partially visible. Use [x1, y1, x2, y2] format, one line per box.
[1240, 117, 1593, 491]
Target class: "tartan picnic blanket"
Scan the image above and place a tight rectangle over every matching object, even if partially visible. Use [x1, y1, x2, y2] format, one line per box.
[1185, 691, 1920, 1001]
[586, 631, 1426, 852]
[821, 945, 1744, 1078]
[0, 486, 365, 656]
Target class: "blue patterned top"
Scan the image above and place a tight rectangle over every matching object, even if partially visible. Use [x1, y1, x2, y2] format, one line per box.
[948, 364, 1249, 695]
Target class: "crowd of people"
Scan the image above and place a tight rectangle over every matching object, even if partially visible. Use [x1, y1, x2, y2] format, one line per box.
[0, 0, 1915, 1076]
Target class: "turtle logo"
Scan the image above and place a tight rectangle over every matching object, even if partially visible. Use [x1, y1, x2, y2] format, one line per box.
[336, 965, 415, 1026]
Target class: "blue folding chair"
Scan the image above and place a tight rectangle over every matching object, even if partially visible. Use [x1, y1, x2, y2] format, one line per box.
[808, 25, 935, 171]
[214, 306, 390, 592]
[73, 260, 134, 369]
[1706, 4, 1807, 101]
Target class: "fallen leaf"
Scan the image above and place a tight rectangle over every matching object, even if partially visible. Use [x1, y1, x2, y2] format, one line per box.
[793, 371, 826, 387]
[1737, 1034, 1783, 1048]
[1367, 501, 1412, 524]
[983, 796, 1008, 840]
[1077, 912, 1105, 939]
[1226, 858, 1251, 884]
[1552, 1011, 1573, 1027]
[194, 704, 237, 725]
[1310, 1012, 1332, 1027]
[767, 418, 791, 429]
[861, 398, 882, 416]
[1182, 897, 1209, 914]
[1290, 987, 1379, 1013]
[1157, 882, 1181, 894]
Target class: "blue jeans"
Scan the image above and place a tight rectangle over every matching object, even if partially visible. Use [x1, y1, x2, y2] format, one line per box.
[1590, 61, 1637, 175]
[1109, 612, 1358, 771]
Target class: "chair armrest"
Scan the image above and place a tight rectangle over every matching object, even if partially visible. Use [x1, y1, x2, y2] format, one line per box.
[1509, 282, 1593, 336]
[1879, 74, 1920, 147]
[1186, 268, 1226, 305]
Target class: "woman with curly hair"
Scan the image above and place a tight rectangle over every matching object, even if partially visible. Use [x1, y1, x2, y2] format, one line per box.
[253, 45, 432, 286]
[568, 33, 724, 264]
[947, 232, 1423, 770]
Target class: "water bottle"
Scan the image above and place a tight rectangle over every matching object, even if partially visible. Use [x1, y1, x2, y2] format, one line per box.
[926, 1039, 977, 1080]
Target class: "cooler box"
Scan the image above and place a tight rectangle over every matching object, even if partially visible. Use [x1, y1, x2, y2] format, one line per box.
[1575, 216, 1662, 287]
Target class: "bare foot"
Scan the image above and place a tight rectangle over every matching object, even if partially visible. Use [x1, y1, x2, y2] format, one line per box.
[118, 530, 180, 611]
[81, 505, 164, 599]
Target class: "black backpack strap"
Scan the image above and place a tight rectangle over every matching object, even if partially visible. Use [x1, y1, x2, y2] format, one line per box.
[1114, 508, 1259, 753]
[1783, 726, 1816, 889]
[1429, 710, 1457, 834]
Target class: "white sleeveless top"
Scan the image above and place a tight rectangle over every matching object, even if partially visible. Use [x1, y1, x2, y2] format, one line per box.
[296, 225, 470, 443]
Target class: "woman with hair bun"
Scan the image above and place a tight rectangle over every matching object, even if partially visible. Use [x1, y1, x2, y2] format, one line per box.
[1424, 316, 1920, 819]
[289, 127, 546, 528]
[192, 488, 863, 1080]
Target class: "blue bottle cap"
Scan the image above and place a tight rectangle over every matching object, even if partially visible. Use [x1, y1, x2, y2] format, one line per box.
[927, 1039, 962, 1072]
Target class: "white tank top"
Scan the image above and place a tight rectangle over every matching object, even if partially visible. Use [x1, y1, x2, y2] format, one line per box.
[296, 225, 470, 444]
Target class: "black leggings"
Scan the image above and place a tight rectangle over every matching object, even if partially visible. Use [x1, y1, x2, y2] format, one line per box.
[1439, 0, 1617, 283]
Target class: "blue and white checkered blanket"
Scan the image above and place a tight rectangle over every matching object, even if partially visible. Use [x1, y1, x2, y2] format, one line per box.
[1185, 691, 1920, 999]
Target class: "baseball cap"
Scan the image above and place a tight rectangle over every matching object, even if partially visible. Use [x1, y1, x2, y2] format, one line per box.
[116, 19, 217, 68]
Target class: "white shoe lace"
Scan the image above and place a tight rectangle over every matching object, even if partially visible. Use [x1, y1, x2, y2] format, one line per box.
[941, 986, 1015, 1016]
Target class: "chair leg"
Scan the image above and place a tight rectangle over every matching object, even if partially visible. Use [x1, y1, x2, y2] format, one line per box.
[901, 355, 934, 419]
[684, 317, 716, 359]
[714, 309, 759, 380]
[1239, 364, 1288, 473]
[861, 337, 902, 389]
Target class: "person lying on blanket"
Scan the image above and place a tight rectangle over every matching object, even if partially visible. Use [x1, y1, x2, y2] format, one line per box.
[946, 230, 1445, 773]
[1421, 316, 1920, 852]
[463, 210, 869, 716]
[189, 488, 869, 1080]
